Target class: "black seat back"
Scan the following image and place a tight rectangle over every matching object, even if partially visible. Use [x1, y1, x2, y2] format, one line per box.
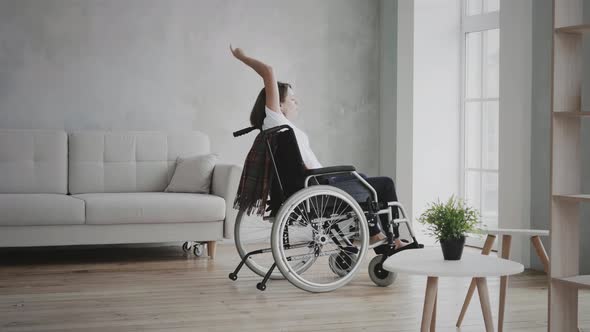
[267, 127, 307, 215]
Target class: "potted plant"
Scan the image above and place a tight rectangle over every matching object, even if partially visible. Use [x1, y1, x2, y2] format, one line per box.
[418, 196, 480, 260]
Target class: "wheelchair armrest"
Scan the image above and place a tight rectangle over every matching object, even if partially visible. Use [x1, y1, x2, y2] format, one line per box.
[304, 165, 356, 176]
[262, 125, 293, 135]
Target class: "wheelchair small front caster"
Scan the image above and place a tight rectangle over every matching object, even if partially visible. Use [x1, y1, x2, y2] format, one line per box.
[193, 243, 204, 257]
[182, 241, 192, 253]
[369, 255, 397, 287]
[256, 283, 266, 291]
[229, 273, 238, 281]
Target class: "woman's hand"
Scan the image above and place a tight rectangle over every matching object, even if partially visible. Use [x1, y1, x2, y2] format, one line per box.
[230, 45, 245, 60]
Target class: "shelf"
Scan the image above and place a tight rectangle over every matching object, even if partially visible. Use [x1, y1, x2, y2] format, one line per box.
[553, 111, 590, 117]
[550, 2, 585, 330]
[555, 24, 590, 34]
[553, 275, 590, 289]
[553, 194, 590, 202]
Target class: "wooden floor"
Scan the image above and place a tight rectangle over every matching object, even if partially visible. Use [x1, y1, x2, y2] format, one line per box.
[0, 244, 588, 332]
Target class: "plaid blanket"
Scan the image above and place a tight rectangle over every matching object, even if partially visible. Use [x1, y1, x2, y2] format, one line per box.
[233, 131, 277, 216]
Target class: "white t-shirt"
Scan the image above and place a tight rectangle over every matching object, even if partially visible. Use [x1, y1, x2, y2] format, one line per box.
[262, 107, 322, 169]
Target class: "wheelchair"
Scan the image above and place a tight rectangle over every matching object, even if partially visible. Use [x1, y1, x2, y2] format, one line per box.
[229, 125, 423, 292]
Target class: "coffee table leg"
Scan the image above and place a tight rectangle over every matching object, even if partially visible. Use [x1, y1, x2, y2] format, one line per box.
[498, 234, 512, 332]
[456, 234, 496, 327]
[430, 293, 437, 332]
[531, 235, 549, 273]
[476, 277, 494, 332]
[421, 276, 438, 332]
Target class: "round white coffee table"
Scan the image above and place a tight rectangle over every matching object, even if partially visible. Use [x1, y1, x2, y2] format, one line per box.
[383, 248, 524, 332]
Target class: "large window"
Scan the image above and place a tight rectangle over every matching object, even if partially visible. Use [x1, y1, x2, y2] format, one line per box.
[465, 0, 500, 16]
[462, 0, 499, 230]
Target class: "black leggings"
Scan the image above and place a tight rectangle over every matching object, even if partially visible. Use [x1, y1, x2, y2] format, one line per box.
[326, 174, 400, 237]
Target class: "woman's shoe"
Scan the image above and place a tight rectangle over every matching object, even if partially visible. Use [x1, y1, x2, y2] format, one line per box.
[394, 238, 409, 249]
[369, 232, 387, 245]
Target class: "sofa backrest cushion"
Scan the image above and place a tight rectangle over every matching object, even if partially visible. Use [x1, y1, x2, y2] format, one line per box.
[68, 131, 210, 194]
[0, 130, 68, 194]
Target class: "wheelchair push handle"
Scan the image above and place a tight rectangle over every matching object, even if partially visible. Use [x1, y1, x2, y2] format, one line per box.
[233, 124, 294, 138]
[233, 127, 256, 137]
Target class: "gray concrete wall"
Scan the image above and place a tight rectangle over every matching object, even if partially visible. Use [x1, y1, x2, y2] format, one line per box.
[0, 0, 381, 174]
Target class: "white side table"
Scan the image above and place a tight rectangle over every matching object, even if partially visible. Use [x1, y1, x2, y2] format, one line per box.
[383, 248, 524, 332]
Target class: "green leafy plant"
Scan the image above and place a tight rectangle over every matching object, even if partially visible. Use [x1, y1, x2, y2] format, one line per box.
[418, 196, 480, 241]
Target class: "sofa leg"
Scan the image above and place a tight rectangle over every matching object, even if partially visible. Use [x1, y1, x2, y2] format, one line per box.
[207, 241, 217, 259]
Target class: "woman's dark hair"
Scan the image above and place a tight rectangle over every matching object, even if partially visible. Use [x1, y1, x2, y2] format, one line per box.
[250, 82, 292, 129]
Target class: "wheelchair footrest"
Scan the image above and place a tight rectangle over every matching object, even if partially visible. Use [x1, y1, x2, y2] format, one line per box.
[377, 240, 423, 257]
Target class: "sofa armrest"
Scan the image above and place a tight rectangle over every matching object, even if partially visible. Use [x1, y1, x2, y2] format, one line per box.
[211, 164, 242, 239]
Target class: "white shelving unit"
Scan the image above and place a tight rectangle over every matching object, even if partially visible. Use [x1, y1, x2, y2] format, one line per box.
[549, 0, 589, 330]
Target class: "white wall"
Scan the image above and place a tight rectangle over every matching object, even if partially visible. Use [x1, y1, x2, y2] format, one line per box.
[380, 0, 397, 181]
[395, 0, 461, 242]
[0, 0, 381, 174]
[396, 0, 415, 222]
[412, 0, 462, 241]
[498, 0, 533, 266]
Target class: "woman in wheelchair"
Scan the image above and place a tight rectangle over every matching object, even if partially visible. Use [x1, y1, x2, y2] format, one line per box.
[230, 45, 421, 292]
[230, 45, 406, 249]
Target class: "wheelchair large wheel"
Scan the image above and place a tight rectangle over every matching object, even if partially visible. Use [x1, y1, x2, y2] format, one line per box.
[271, 185, 369, 293]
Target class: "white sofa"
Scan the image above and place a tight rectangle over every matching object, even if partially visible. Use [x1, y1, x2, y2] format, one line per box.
[0, 129, 241, 258]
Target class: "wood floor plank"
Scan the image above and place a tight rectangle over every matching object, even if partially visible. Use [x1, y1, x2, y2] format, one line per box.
[0, 244, 588, 331]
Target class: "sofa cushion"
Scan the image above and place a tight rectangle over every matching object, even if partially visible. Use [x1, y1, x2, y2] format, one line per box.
[74, 192, 225, 225]
[68, 131, 210, 194]
[0, 130, 67, 194]
[0, 194, 85, 226]
[165, 154, 218, 194]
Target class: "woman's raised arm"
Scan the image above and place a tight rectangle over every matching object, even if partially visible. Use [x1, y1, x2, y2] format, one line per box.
[230, 45, 280, 113]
